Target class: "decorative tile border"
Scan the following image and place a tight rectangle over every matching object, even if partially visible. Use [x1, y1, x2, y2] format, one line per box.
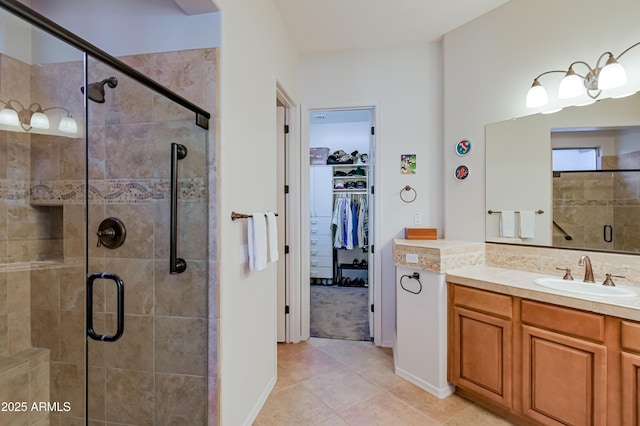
[27, 178, 207, 204]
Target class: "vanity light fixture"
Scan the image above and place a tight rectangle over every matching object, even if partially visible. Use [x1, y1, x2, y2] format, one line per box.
[526, 41, 640, 108]
[0, 100, 78, 134]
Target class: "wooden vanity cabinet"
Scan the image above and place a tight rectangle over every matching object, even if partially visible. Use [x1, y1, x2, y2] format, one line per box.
[448, 283, 626, 425]
[621, 320, 640, 425]
[521, 300, 607, 426]
[450, 285, 513, 408]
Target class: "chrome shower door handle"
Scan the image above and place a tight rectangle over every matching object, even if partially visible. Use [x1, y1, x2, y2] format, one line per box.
[87, 272, 124, 342]
[170, 143, 188, 274]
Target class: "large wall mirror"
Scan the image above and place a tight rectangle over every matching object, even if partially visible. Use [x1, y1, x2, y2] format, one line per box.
[486, 92, 640, 254]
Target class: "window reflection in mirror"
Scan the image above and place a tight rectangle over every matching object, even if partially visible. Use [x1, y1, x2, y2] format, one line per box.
[486, 92, 640, 254]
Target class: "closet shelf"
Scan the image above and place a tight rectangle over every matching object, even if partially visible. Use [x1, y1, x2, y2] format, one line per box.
[333, 190, 368, 194]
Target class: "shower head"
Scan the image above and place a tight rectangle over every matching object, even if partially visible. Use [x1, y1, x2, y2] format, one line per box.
[81, 77, 118, 103]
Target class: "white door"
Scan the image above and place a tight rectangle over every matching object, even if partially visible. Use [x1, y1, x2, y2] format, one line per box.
[367, 110, 376, 338]
[276, 106, 287, 342]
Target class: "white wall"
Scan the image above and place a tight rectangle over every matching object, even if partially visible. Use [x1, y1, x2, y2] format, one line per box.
[444, 0, 640, 243]
[311, 121, 370, 156]
[28, 0, 220, 60]
[299, 43, 443, 346]
[215, 0, 299, 424]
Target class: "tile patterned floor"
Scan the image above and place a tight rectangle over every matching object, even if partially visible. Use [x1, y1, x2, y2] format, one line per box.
[254, 338, 516, 425]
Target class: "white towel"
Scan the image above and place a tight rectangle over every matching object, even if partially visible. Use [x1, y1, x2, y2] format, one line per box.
[248, 212, 268, 271]
[266, 212, 279, 263]
[499, 211, 515, 238]
[519, 210, 536, 239]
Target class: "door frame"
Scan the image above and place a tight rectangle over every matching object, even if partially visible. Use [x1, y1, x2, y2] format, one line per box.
[295, 102, 381, 344]
[276, 82, 299, 343]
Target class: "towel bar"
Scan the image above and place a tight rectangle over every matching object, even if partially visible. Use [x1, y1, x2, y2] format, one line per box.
[488, 210, 544, 215]
[231, 211, 279, 221]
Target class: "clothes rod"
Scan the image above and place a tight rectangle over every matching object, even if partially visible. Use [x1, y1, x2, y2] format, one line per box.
[487, 210, 544, 215]
[231, 211, 279, 221]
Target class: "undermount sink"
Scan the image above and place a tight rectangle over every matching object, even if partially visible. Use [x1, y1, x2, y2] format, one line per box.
[533, 277, 637, 298]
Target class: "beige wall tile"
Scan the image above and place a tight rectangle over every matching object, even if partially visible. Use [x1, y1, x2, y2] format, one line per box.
[155, 373, 207, 426]
[30, 268, 59, 311]
[104, 258, 153, 315]
[102, 314, 153, 372]
[154, 259, 207, 317]
[105, 369, 154, 425]
[59, 310, 84, 365]
[155, 316, 207, 376]
[31, 309, 60, 360]
[50, 361, 84, 419]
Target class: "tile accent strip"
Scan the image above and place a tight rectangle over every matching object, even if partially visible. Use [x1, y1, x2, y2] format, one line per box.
[28, 178, 207, 204]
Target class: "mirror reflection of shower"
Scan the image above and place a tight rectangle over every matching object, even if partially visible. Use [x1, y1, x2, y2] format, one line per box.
[81, 76, 118, 103]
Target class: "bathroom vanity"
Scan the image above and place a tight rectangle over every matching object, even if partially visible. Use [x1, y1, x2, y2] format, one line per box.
[447, 265, 640, 426]
[393, 239, 640, 425]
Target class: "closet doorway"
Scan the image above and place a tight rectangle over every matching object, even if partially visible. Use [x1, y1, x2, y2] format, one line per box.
[308, 108, 375, 341]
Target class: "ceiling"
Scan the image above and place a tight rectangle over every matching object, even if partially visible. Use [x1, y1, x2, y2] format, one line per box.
[273, 0, 510, 54]
[131, 0, 509, 55]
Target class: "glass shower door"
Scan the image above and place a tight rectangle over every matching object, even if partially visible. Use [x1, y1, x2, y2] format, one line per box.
[0, 2, 212, 424]
[84, 56, 209, 425]
[0, 8, 87, 426]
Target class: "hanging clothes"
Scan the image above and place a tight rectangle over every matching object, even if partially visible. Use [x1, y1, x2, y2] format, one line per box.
[331, 194, 367, 250]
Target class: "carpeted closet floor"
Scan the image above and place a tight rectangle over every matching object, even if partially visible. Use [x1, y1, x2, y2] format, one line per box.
[310, 285, 371, 341]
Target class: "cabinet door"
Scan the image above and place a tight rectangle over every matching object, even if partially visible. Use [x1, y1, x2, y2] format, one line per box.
[622, 351, 640, 426]
[310, 166, 333, 217]
[452, 306, 512, 408]
[522, 325, 607, 425]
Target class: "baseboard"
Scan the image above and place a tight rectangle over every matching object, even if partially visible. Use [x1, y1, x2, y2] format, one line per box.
[394, 364, 455, 399]
[243, 373, 277, 426]
[377, 338, 394, 348]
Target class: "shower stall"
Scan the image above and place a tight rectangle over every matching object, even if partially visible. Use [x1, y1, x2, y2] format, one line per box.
[0, 1, 216, 425]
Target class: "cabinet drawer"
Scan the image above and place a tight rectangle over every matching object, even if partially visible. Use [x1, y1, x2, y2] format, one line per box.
[521, 300, 605, 342]
[310, 216, 332, 227]
[452, 285, 512, 319]
[310, 247, 333, 258]
[310, 266, 333, 278]
[310, 256, 332, 268]
[310, 235, 332, 247]
[310, 227, 332, 237]
[621, 320, 640, 353]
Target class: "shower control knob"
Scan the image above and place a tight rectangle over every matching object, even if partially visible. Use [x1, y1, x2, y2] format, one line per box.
[96, 217, 127, 249]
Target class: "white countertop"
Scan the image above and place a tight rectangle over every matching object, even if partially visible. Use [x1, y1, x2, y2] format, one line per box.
[446, 265, 640, 322]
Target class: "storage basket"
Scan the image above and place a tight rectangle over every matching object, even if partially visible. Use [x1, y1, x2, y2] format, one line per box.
[310, 147, 330, 165]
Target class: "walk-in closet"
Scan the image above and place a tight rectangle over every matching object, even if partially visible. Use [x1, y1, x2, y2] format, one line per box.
[308, 108, 374, 341]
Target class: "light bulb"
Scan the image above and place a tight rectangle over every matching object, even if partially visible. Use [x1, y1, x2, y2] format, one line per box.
[598, 56, 627, 90]
[558, 69, 584, 99]
[30, 111, 50, 129]
[0, 108, 20, 126]
[58, 116, 78, 134]
[526, 80, 548, 108]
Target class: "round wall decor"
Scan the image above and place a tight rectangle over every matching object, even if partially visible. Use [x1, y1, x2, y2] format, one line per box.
[456, 139, 471, 156]
[455, 165, 470, 181]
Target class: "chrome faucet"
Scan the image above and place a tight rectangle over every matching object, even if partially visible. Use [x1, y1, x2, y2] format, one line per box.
[579, 255, 595, 283]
